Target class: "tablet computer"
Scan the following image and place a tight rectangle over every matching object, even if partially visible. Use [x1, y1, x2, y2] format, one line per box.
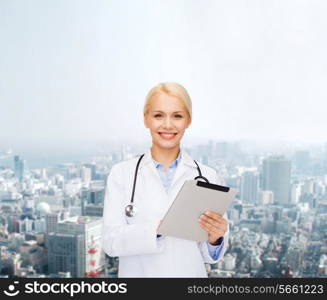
[157, 180, 237, 242]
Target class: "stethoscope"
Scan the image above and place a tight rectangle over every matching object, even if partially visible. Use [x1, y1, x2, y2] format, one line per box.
[125, 153, 210, 217]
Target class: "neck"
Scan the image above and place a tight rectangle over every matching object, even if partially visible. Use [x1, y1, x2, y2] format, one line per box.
[151, 145, 181, 168]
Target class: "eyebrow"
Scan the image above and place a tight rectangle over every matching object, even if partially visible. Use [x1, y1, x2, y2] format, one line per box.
[152, 110, 184, 113]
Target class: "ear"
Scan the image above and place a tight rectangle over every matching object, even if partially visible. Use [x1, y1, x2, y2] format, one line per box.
[186, 118, 192, 129]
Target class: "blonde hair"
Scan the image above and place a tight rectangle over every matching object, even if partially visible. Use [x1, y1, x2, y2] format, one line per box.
[143, 82, 192, 121]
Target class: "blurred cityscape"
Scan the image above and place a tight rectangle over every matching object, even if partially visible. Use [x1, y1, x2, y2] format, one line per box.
[0, 140, 327, 278]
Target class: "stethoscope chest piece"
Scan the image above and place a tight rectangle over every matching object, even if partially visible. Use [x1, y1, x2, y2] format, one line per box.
[125, 204, 137, 217]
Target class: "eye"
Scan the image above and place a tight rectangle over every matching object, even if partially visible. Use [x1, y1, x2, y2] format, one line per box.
[154, 114, 163, 118]
[174, 114, 183, 118]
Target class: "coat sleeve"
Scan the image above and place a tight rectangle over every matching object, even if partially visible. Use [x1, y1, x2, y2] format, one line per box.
[102, 164, 164, 257]
[198, 171, 229, 264]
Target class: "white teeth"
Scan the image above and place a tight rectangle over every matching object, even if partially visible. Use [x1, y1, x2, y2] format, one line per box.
[159, 133, 176, 138]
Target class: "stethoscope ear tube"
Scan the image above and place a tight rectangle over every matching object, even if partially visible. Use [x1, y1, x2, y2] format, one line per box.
[125, 154, 144, 217]
[130, 154, 145, 204]
[125, 153, 210, 217]
[193, 160, 210, 183]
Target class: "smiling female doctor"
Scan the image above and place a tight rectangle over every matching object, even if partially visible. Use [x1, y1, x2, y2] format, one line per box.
[102, 82, 229, 277]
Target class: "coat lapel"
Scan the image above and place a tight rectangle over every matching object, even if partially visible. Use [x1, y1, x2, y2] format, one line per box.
[138, 149, 161, 183]
[168, 149, 198, 194]
[138, 148, 198, 196]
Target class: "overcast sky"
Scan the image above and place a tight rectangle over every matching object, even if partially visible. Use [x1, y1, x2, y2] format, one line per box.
[1, 0, 327, 149]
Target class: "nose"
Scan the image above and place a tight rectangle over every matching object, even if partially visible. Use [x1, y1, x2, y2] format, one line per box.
[163, 116, 173, 129]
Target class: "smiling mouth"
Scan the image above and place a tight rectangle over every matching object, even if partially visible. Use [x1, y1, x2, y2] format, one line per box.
[158, 132, 178, 140]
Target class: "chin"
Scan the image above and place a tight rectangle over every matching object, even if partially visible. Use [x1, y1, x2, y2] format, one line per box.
[154, 140, 180, 150]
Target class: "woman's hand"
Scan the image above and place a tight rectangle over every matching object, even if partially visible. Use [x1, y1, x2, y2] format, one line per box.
[198, 211, 228, 245]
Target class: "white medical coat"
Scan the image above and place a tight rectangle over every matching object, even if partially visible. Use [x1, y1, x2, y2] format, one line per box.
[102, 148, 229, 277]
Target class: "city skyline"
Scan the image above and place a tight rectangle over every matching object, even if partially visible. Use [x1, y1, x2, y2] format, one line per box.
[1, 137, 327, 171]
[1, 140, 327, 278]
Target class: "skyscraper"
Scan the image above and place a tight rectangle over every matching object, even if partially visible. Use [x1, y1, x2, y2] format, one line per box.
[294, 151, 310, 174]
[240, 171, 259, 204]
[262, 156, 291, 205]
[14, 155, 26, 182]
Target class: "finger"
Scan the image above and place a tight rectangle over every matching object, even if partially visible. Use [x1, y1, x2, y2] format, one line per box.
[205, 215, 228, 228]
[199, 215, 219, 229]
[204, 210, 222, 220]
[199, 218, 226, 236]
[200, 214, 226, 228]
[198, 220, 214, 234]
[200, 218, 227, 233]
[199, 222, 225, 238]
[203, 212, 228, 224]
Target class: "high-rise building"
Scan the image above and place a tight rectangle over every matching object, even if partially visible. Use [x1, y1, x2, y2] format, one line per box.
[294, 151, 310, 174]
[223, 253, 236, 271]
[47, 233, 85, 277]
[262, 156, 291, 205]
[291, 183, 301, 204]
[301, 179, 314, 195]
[81, 187, 104, 206]
[286, 247, 304, 273]
[240, 171, 259, 203]
[81, 167, 92, 183]
[258, 190, 274, 206]
[83, 163, 97, 180]
[46, 213, 60, 234]
[14, 155, 26, 182]
[47, 216, 104, 277]
[14, 155, 20, 178]
[81, 186, 105, 217]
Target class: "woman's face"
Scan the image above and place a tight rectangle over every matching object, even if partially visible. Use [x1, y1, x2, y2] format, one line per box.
[144, 92, 191, 151]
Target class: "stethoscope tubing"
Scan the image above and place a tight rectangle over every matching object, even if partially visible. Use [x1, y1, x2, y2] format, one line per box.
[125, 153, 209, 217]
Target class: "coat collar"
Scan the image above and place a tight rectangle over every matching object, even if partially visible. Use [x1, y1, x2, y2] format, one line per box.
[138, 148, 197, 170]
